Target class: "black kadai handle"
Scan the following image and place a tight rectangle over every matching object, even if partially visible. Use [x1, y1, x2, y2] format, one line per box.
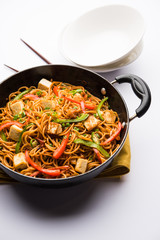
[115, 74, 151, 118]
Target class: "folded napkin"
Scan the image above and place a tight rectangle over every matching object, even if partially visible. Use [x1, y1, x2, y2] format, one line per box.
[0, 135, 130, 183]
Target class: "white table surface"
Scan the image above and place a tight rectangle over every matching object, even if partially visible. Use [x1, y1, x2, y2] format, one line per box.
[0, 0, 159, 239]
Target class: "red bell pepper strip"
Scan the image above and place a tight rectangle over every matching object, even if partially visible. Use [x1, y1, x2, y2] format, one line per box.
[53, 86, 59, 97]
[53, 131, 70, 159]
[0, 121, 23, 131]
[23, 94, 40, 100]
[93, 148, 102, 163]
[100, 122, 122, 145]
[63, 96, 96, 110]
[25, 150, 60, 177]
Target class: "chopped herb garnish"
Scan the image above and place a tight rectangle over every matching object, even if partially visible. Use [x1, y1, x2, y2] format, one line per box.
[74, 127, 79, 131]
[36, 91, 42, 96]
[93, 113, 98, 118]
[19, 118, 26, 123]
[52, 111, 57, 117]
[0, 146, 2, 150]
[73, 106, 78, 109]
[13, 114, 19, 120]
[45, 107, 50, 110]
[21, 111, 26, 118]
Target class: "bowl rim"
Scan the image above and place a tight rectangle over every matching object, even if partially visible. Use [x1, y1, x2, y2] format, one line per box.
[59, 4, 145, 68]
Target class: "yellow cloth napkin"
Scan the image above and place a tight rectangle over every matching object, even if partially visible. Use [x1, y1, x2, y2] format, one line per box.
[0, 135, 130, 183]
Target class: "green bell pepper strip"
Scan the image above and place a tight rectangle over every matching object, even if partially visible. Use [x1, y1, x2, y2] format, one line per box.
[13, 89, 31, 101]
[0, 130, 7, 141]
[74, 138, 110, 158]
[91, 132, 100, 144]
[15, 123, 34, 154]
[97, 97, 108, 120]
[55, 113, 89, 123]
[69, 89, 83, 95]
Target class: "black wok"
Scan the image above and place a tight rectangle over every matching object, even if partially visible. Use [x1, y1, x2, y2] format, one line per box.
[0, 65, 151, 186]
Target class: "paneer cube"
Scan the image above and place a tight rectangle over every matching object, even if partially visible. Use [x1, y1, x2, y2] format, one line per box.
[38, 78, 52, 91]
[47, 122, 62, 135]
[8, 125, 23, 141]
[84, 115, 100, 131]
[10, 100, 24, 115]
[41, 99, 56, 110]
[75, 158, 88, 174]
[103, 110, 116, 123]
[13, 152, 28, 170]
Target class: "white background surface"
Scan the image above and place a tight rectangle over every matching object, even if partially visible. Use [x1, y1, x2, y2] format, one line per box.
[0, 0, 159, 239]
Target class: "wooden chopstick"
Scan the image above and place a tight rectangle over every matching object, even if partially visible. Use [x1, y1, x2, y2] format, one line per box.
[4, 64, 19, 72]
[20, 38, 52, 64]
[4, 39, 52, 72]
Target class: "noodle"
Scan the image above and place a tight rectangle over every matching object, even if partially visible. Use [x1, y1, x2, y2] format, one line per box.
[0, 79, 121, 179]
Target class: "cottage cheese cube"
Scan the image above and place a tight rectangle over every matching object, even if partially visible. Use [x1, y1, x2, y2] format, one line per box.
[41, 99, 56, 110]
[103, 110, 116, 123]
[38, 78, 52, 91]
[10, 100, 24, 115]
[47, 122, 62, 135]
[84, 115, 100, 131]
[75, 158, 88, 174]
[13, 152, 28, 170]
[8, 125, 23, 141]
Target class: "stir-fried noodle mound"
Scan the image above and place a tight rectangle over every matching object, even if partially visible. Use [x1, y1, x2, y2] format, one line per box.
[0, 79, 122, 178]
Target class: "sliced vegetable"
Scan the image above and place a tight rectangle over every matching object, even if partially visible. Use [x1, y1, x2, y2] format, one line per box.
[91, 132, 100, 144]
[56, 113, 89, 124]
[63, 96, 96, 110]
[74, 139, 110, 158]
[53, 86, 59, 97]
[93, 148, 102, 163]
[100, 122, 122, 145]
[23, 94, 40, 100]
[13, 89, 31, 101]
[0, 130, 7, 141]
[53, 131, 70, 159]
[25, 150, 60, 177]
[69, 89, 83, 95]
[0, 121, 23, 132]
[30, 139, 38, 148]
[15, 123, 34, 154]
[97, 97, 108, 120]
[30, 165, 69, 177]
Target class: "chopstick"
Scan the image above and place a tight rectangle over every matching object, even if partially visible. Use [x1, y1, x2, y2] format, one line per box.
[4, 64, 19, 72]
[20, 38, 52, 64]
[4, 39, 52, 72]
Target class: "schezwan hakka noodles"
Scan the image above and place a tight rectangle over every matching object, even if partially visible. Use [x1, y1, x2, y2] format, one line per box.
[0, 78, 122, 179]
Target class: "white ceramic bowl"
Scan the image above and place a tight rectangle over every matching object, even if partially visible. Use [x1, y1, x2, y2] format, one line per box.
[59, 5, 145, 70]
